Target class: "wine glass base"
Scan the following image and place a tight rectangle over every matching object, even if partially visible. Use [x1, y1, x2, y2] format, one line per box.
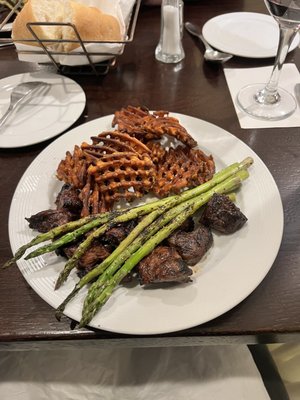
[237, 84, 297, 121]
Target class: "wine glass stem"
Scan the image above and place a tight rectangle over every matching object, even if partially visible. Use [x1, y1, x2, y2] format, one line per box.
[255, 26, 298, 105]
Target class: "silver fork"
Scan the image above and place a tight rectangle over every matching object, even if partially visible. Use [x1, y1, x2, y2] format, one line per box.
[0, 81, 48, 128]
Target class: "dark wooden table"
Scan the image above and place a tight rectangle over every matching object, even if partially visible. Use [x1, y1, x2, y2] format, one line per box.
[0, 0, 299, 349]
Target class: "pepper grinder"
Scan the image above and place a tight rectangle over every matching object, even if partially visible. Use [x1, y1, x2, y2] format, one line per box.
[155, 0, 185, 63]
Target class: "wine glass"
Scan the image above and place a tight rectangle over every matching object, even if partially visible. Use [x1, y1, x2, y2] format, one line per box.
[237, 0, 300, 120]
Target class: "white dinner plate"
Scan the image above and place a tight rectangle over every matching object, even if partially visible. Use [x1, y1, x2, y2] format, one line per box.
[0, 72, 86, 148]
[203, 12, 300, 58]
[8, 113, 283, 335]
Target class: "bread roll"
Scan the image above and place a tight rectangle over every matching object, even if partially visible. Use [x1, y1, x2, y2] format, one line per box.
[62, 1, 122, 52]
[12, 0, 122, 52]
[12, 0, 64, 47]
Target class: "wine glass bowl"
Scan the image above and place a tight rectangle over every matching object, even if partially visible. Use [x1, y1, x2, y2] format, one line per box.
[237, 0, 300, 121]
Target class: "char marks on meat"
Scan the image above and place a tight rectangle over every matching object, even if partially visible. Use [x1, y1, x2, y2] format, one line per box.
[76, 241, 111, 274]
[137, 246, 192, 285]
[26, 184, 83, 233]
[55, 183, 82, 216]
[102, 220, 138, 247]
[60, 240, 111, 277]
[168, 224, 213, 266]
[200, 193, 247, 234]
[25, 209, 74, 233]
[58, 220, 137, 276]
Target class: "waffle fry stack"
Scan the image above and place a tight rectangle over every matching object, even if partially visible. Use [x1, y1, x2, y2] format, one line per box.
[57, 106, 215, 215]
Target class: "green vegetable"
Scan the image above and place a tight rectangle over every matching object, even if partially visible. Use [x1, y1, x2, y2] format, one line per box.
[3, 157, 253, 328]
[79, 168, 249, 328]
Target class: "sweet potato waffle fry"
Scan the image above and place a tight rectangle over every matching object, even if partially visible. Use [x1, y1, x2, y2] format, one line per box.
[57, 107, 215, 215]
[146, 141, 167, 165]
[57, 145, 88, 189]
[151, 145, 215, 197]
[112, 105, 198, 148]
[88, 152, 155, 204]
[57, 131, 156, 215]
[82, 131, 151, 158]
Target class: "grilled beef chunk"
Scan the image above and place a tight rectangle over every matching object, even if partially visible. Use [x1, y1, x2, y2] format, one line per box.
[25, 209, 74, 233]
[174, 217, 194, 233]
[57, 243, 78, 259]
[55, 183, 82, 216]
[137, 246, 192, 285]
[102, 220, 138, 247]
[77, 242, 111, 274]
[120, 271, 136, 284]
[26, 184, 83, 233]
[61, 240, 111, 276]
[200, 193, 247, 234]
[168, 224, 213, 266]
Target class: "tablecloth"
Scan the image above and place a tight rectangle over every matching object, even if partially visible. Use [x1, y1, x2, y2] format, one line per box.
[0, 345, 271, 400]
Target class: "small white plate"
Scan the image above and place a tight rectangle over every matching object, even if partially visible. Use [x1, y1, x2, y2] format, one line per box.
[9, 113, 284, 335]
[203, 12, 300, 58]
[0, 72, 86, 148]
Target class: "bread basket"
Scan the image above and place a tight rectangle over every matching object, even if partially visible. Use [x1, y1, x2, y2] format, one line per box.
[0, 0, 141, 76]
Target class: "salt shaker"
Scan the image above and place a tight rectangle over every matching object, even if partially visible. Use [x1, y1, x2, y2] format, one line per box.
[155, 0, 185, 63]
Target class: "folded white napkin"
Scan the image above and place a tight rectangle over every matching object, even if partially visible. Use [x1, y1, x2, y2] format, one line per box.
[224, 63, 300, 129]
[0, 345, 270, 400]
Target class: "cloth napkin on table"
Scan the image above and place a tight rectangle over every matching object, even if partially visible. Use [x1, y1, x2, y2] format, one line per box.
[0, 345, 270, 400]
[224, 63, 300, 129]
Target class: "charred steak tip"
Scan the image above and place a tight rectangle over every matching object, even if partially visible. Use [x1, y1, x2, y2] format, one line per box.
[168, 223, 213, 266]
[200, 193, 247, 234]
[137, 246, 192, 285]
[25, 209, 74, 233]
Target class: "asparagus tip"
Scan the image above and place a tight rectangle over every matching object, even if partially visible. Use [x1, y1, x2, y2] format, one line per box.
[241, 157, 254, 169]
[2, 259, 15, 269]
[54, 277, 63, 290]
[55, 309, 63, 321]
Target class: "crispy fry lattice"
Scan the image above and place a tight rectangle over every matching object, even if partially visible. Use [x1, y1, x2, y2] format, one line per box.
[56, 108, 216, 215]
[57, 132, 155, 215]
[88, 152, 155, 205]
[82, 131, 151, 158]
[152, 145, 215, 197]
[112, 105, 197, 148]
[56, 145, 88, 189]
[146, 141, 167, 165]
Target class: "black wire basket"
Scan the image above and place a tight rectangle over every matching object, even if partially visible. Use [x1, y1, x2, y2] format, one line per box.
[0, 0, 141, 76]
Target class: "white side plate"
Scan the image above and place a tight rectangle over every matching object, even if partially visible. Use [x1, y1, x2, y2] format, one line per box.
[0, 72, 86, 148]
[203, 12, 300, 58]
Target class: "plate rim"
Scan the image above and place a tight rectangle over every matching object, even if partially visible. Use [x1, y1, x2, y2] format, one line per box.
[202, 11, 300, 58]
[0, 71, 86, 149]
[8, 113, 284, 335]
